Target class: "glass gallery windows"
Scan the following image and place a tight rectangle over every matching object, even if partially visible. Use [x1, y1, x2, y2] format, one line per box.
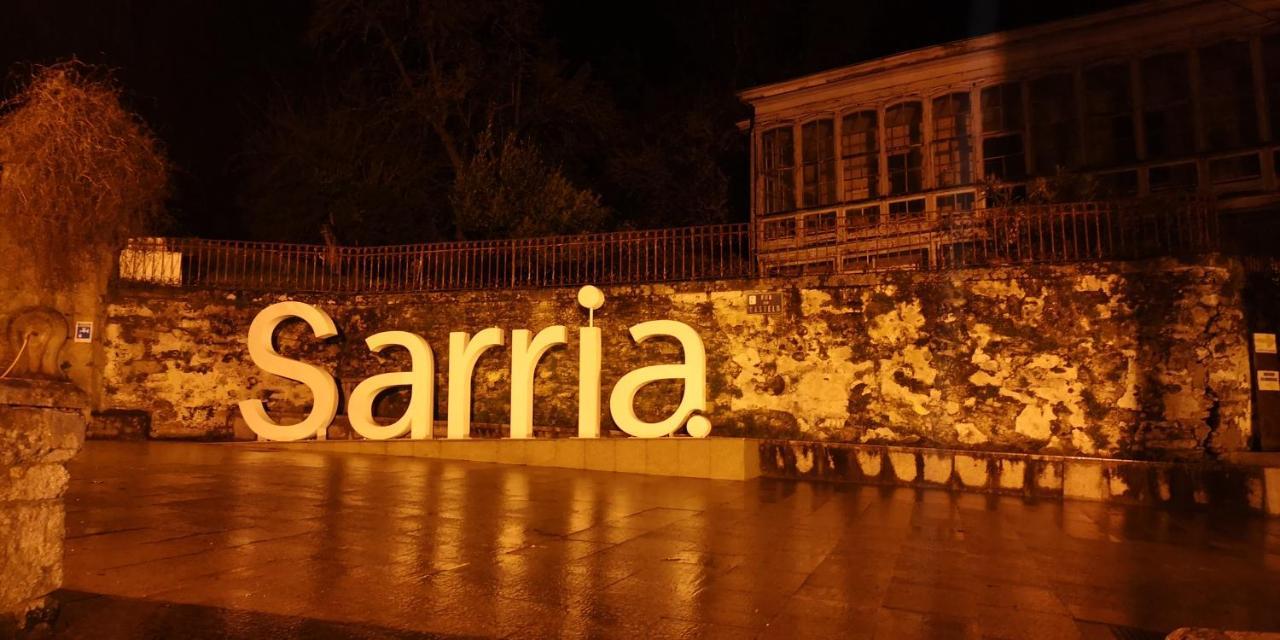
[756, 34, 1280, 214]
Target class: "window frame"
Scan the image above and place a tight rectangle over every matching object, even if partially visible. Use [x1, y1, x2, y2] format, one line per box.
[884, 100, 925, 196]
[839, 108, 880, 203]
[759, 124, 797, 215]
[979, 81, 1028, 181]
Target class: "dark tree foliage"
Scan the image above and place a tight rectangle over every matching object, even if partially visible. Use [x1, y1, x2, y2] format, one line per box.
[241, 0, 621, 244]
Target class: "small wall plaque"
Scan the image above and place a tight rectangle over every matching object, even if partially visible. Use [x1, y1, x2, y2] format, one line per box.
[1254, 333, 1277, 355]
[74, 321, 93, 343]
[747, 292, 783, 315]
[1260, 370, 1280, 392]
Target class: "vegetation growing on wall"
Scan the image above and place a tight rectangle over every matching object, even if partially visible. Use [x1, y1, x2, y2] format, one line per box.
[0, 61, 169, 284]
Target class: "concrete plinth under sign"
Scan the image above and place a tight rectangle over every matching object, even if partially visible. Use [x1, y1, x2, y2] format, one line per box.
[236, 437, 762, 481]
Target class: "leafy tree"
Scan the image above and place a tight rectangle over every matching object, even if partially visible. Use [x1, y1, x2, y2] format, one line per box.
[239, 92, 450, 245]
[240, 0, 613, 243]
[451, 130, 607, 239]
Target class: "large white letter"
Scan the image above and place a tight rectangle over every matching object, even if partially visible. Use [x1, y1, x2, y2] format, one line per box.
[447, 328, 505, 439]
[237, 301, 339, 442]
[578, 326, 602, 438]
[608, 320, 710, 438]
[577, 285, 605, 438]
[348, 331, 435, 440]
[509, 326, 567, 439]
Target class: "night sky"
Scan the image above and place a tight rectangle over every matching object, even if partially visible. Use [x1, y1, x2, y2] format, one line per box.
[0, 0, 1136, 240]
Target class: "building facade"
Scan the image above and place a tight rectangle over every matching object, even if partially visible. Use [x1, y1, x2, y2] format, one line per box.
[739, 0, 1280, 273]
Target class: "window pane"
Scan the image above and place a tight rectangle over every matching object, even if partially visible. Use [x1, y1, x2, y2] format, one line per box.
[1142, 52, 1194, 158]
[886, 198, 926, 222]
[932, 92, 972, 187]
[801, 119, 836, 207]
[980, 83, 1026, 181]
[885, 102, 922, 195]
[982, 133, 1025, 180]
[1084, 64, 1135, 167]
[761, 127, 795, 214]
[981, 83, 1023, 132]
[1199, 41, 1259, 150]
[1029, 73, 1080, 174]
[1149, 162, 1197, 192]
[1208, 153, 1261, 183]
[846, 205, 880, 229]
[937, 192, 975, 216]
[841, 111, 879, 201]
[1264, 34, 1280, 140]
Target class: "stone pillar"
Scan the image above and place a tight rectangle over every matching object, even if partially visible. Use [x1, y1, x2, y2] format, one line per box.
[0, 380, 86, 635]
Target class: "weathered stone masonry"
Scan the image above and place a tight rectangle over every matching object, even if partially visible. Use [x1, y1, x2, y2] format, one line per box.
[98, 257, 1252, 460]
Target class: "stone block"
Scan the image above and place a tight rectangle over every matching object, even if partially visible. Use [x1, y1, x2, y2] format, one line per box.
[1034, 461, 1063, 494]
[0, 380, 87, 412]
[646, 438, 680, 476]
[0, 380, 83, 633]
[757, 441, 787, 476]
[997, 459, 1026, 491]
[526, 440, 557, 467]
[0, 501, 62, 615]
[855, 448, 883, 481]
[1265, 468, 1280, 517]
[1063, 460, 1106, 501]
[741, 439, 761, 479]
[1107, 469, 1132, 499]
[352, 440, 389, 456]
[922, 452, 953, 485]
[551, 438, 585, 469]
[0, 464, 70, 502]
[582, 439, 615, 472]
[0, 406, 85, 466]
[466, 440, 500, 463]
[411, 440, 441, 458]
[708, 438, 744, 480]
[615, 439, 647, 475]
[495, 440, 528, 466]
[676, 439, 712, 478]
[789, 442, 820, 476]
[383, 441, 414, 457]
[953, 455, 988, 489]
[888, 451, 918, 483]
[87, 409, 149, 440]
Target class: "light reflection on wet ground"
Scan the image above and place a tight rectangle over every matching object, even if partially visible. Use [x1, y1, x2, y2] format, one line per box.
[52, 442, 1280, 639]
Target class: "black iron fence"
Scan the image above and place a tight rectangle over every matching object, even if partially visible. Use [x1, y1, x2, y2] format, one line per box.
[119, 223, 753, 293]
[118, 198, 1217, 292]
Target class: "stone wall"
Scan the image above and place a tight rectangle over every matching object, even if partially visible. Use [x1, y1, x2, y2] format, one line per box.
[99, 257, 1253, 459]
[0, 380, 86, 634]
[0, 224, 114, 399]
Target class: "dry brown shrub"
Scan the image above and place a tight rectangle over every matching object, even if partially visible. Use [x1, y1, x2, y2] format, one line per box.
[0, 60, 170, 281]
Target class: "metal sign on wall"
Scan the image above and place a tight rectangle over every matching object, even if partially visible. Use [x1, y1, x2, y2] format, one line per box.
[1253, 332, 1280, 450]
[746, 292, 783, 315]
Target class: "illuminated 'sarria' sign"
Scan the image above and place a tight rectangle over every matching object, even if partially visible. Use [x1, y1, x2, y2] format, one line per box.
[237, 285, 712, 442]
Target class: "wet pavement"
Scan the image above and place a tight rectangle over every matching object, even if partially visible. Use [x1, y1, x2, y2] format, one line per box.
[51, 442, 1280, 639]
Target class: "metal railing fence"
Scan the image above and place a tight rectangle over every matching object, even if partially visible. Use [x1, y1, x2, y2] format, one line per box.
[756, 198, 1217, 276]
[119, 223, 753, 293]
[117, 198, 1217, 292]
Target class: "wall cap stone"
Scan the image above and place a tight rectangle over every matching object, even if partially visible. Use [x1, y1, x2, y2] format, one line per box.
[0, 379, 87, 411]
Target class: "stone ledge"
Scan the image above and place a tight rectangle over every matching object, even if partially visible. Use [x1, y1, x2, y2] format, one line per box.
[0, 380, 87, 412]
[759, 440, 1280, 517]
